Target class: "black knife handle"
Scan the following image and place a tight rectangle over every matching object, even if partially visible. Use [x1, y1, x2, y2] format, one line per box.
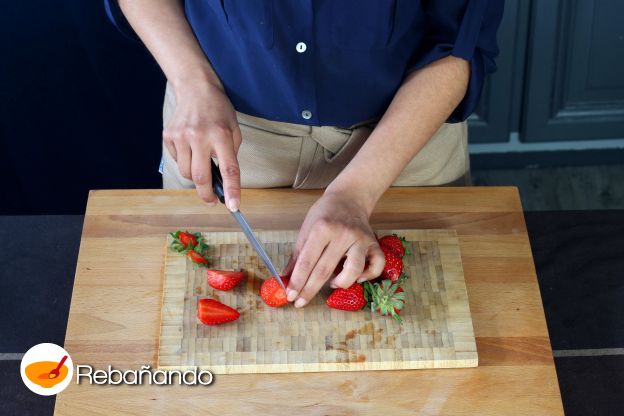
[210, 159, 226, 204]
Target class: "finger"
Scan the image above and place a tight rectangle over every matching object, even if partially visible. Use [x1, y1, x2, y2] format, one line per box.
[331, 243, 367, 289]
[287, 230, 328, 303]
[357, 243, 386, 283]
[295, 241, 345, 307]
[282, 254, 297, 278]
[232, 124, 243, 154]
[190, 141, 217, 205]
[213, 136, 241, 212]
[163, 130, 177, 161]
[174, 139, 192, 181]
[283, 226, 309, 298]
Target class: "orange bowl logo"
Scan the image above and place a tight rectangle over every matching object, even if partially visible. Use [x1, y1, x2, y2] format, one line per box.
[20, 343, 73, 396]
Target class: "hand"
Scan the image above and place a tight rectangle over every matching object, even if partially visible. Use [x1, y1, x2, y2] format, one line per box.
[283, 191, 386, 308]
[163, 79, 242, 211]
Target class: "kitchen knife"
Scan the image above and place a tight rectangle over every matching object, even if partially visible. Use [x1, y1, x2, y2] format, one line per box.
[210, 159, 287, 292]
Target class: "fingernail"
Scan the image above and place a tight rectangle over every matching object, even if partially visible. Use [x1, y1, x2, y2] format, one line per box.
[207, 202, 217, 207]
[329, 280, 337, 289]
[294, 297, 307, 308]
[286, 289, 298, 302]
[227, 198, 240, 212]
[356, 277, 366, 283]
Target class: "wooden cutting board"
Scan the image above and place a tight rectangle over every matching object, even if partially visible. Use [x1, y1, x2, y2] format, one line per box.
[158, 229, 477, 374]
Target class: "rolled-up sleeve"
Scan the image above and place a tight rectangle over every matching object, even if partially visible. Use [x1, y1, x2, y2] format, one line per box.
[408, 0, 504, 122]
[103, 0, 139, 41]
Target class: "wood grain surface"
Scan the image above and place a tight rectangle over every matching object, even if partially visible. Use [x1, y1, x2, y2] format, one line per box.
[55, 188, 564, 415]
[159, 230, 477, 374]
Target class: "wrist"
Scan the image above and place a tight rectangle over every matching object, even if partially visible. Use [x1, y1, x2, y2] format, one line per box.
[169, 64, 223, 95]
[325, 177, 381, 218]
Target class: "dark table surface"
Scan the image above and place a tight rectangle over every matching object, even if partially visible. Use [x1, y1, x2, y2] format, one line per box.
[1, 212, 623, 416]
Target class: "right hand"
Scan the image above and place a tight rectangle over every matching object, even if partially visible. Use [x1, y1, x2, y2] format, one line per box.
[163, 79, 242, 211]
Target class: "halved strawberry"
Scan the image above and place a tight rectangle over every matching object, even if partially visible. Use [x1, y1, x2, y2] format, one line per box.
[207, 270, 244, 291]
[378, 234, 410, 257]
[326, 283, 366, 311]
[197, 298, 240, 325]
[187, 250, 209, 266]
[260, 277, 289, 308]
[364, 279, 406, 323]
[380, 246, 403, 281]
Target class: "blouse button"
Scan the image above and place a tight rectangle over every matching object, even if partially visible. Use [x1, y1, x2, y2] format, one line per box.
[301, 110, 312, 120]
[296, 42, 307, 53]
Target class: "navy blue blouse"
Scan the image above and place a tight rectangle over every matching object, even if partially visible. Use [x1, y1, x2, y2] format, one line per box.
[105, 0, 504, 127]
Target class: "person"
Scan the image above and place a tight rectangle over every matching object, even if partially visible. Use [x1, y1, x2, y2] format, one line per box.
[105, 0, 503, 307]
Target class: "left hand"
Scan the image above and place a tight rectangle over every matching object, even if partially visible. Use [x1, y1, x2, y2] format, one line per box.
[282, 191, 386, 308]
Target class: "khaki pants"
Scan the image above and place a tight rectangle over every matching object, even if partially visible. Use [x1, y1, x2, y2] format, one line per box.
[160, 83, 470, 189]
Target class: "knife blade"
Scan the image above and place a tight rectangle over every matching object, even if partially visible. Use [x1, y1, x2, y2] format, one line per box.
[210, 159, 287, 292]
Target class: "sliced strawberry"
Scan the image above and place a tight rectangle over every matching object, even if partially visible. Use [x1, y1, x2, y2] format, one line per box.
[326, 283, 366, 311]
[207, 270, 244, 291]
[378, 234, 410, 257]
[260, 277, 289, 308]
[187, 250, 209, 266]
[197, 298, 240, 325]
[380, 246, 403, 281]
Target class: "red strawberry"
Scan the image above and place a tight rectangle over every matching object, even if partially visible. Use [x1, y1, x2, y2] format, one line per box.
[207, 269, 244, 291]
[380, 246, 403, 281]
[187, 250, 209, 266]
[197, 298, 240, 325]
[365, 280, 406, 323]
[326, 283, 366, 311]
[260, 277, 290, 308]
[170, 230, 205, 253]
[179, 231, 198, 248]
[378, 234, 409, 257]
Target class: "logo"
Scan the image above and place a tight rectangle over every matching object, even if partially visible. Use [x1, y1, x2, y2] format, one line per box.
[20, 343, 73, 396]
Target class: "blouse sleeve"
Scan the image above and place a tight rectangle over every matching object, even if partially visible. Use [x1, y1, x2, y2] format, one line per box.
[103, 0, 139, 41]
[408, 0, 504, 122]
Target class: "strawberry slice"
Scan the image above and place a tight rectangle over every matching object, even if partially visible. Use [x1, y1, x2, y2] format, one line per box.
[326, 283, 366, 311]
[207, 270, 244, 291]
[197, 298, 240, 325]
[187, 250, 209, 266]
[260, 277, 290, 308]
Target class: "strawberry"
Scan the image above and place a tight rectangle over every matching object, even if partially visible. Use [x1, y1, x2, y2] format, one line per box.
[326, 283, 366, 311]
[179, 231, 198, 248]
[380, 246, 403, 281]
[207, 269, 244, 291]
[197, 298, 240, 325]
[170, 230, 205, 253]
[187, 250, 209, 266]
[260, 277, 290, 308]
[378, 234, 410, 257]
[364, 279, 406, 323]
